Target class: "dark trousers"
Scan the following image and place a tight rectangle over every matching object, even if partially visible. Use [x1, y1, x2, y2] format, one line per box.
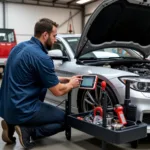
[25, 102, 65, 139]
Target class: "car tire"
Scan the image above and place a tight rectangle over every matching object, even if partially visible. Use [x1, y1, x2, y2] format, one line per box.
[77, 81, 118, 113]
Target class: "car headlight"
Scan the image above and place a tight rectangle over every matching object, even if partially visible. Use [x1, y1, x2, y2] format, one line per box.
[119, 77, 150, 92]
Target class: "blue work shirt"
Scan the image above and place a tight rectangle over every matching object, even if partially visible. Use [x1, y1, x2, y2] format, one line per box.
[0, 37, 59, 124]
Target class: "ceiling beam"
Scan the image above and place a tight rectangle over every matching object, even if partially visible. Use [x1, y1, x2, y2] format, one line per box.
[39, 0, 80, 7]
[5, 0, 82, 10]
[67, 0, 76, 5]
[24, 0, 81, 7]
[52, 0, 58, 6]
[52, 0, 58, 2]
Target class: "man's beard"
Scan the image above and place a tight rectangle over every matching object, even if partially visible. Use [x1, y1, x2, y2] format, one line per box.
[45, 37, 52, 50]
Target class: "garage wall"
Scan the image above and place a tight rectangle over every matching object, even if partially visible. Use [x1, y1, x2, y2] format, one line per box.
[84, 0, 103, 25]
[0, 3, 3, 28]
[0, 2, 82, 43]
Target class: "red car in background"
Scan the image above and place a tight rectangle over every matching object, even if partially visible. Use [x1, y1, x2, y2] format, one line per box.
[0, 28, 17, 76]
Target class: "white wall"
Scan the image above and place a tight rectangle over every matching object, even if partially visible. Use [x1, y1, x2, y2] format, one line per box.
[84, 0, 103, 24]
[0, 3, 3, 28]
[3, 3, 82, 43]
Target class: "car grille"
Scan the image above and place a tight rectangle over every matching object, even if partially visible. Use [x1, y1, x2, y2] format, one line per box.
[143, 113, 150, 124]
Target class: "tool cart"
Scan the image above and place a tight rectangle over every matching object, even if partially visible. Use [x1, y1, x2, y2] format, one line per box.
[65, 75, 147, 150]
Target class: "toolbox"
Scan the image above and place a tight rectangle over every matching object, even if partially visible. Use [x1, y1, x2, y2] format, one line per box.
[67, 112, 146, 144]
[65, 78, 147, 150]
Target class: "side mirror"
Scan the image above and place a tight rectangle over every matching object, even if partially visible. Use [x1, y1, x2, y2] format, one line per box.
[48, 49, 69, 61]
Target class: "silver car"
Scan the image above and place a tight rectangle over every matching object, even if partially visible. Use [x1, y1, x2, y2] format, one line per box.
[45, 0, 150, 133]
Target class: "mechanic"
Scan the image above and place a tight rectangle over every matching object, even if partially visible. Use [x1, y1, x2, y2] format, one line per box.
[0, 18, 82, 148]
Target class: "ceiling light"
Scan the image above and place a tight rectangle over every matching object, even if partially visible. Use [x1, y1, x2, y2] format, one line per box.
[76, 0, 92, 4]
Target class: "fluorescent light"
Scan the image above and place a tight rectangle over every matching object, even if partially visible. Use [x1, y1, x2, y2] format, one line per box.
[76, 0, 92, 4]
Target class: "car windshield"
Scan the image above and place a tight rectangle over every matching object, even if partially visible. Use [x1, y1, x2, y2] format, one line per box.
[64, 37, 80, 53]
[0, 29, 15, 42]
[64, 37, 143, 60]
[78, 48, 143, 60]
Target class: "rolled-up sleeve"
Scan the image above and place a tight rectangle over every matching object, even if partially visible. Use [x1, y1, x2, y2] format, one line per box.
[34, 55, 59, 88]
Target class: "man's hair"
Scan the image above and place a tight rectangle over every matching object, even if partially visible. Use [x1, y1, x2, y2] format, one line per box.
[34, 18, 58, 37]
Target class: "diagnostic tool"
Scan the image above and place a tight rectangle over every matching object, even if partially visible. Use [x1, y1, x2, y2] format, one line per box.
[80, 75, 98, 90]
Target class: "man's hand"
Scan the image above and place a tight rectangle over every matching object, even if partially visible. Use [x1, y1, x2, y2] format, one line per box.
[69, 75, 82, 88]
[58, 75, 82, 83]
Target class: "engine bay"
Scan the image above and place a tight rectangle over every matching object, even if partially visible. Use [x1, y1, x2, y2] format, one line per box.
[110, 61, 150, 77]
[78, 58, 150, 77]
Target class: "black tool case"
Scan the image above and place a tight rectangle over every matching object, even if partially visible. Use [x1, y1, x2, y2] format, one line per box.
[67, 112, 147, 144]
[65, 80, 147, 149]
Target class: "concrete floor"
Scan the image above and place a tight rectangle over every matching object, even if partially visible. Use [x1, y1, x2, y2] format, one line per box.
[0, 117, 150, 150]
[0, 79, 150, 150]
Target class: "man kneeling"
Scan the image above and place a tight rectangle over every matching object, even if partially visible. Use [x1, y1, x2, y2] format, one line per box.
[0, 18, 81, 148]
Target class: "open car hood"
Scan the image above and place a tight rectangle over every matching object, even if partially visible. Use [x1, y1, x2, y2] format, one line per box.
[75, 0, 150, 59]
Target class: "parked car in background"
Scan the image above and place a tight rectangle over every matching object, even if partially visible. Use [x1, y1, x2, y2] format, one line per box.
[45, 0, 150, 134]
[0, 28, 17, 76]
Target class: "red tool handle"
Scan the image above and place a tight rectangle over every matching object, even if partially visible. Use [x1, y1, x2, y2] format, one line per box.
[101, 81, 106, 91]
[114, 105, 127, 125]
[94, 106, 103, 117]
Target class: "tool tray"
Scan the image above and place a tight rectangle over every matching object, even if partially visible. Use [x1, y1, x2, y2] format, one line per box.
[67, 112, 147, 144]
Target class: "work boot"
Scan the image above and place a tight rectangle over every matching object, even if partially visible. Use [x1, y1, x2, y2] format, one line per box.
[1, 120, 16, 144]
[15, 125, 34, 149]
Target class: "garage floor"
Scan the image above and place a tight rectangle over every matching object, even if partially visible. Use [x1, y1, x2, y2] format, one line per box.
[0, 80, 150, 150]
[0, 119, 150, 150]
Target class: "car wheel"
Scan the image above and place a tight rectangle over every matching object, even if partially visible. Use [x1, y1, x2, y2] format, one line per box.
[77, 80, 118, 113]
